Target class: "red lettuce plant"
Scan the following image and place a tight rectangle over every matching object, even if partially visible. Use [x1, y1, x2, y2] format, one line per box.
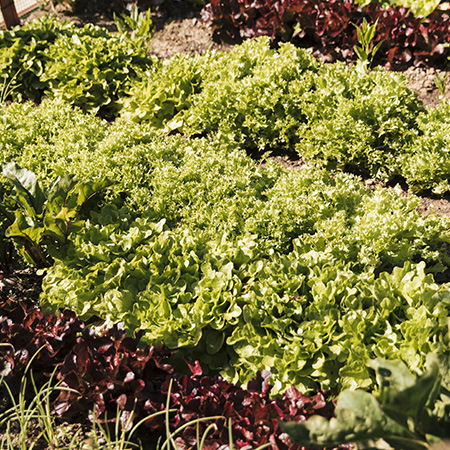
[0, 297, 351, 449]
[201, 0, 450, 66]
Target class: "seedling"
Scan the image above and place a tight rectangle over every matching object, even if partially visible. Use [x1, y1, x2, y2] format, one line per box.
[353, 18, 383, 71]
[434, 72, 449, 102]
[114, 5, 154, 51]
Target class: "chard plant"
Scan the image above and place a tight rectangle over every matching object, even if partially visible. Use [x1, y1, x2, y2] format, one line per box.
[282, 356, 450, 449]
[0, 162, 113, 268]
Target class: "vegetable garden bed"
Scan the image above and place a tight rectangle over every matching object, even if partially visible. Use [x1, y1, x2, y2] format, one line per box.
[1, 0, 450, 448]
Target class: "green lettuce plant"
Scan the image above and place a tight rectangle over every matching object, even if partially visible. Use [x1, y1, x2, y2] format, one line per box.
[2, 97, 450, 393]
[0, 100, 109, 187]
[41, 30, 154, 116]
[401, 102, 450, 194]
[357, 0, 441, 17]
[282, 356, 450, 449]
[0, 16, 75, 102]
[40, 180, 450, 393]
[120, 52, 214, 131]
[0, 15, 154, 116]
[123, 37, 421, 181]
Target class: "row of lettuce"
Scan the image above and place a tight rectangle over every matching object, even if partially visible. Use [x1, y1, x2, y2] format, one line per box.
[3, 17, 450, 194]
[2, 98, 450, 397]
[2, 97, 450, 447]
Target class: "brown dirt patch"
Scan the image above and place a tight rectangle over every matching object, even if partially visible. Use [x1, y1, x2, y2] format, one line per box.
[417, 196, 450, 218]
[401, 65, 450, 107]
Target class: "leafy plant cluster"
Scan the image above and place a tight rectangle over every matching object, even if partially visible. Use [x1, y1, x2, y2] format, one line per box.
[374, 0, 441, 16]
[2, 99, 450, 393]
[5, 18, 450, 193]
[283, 357, 450, 449]
[120, 37, 450, 193]
[40, 210, 450, 393]
[0, 14, 154, 116]
[0, 297, 350, 450]
[362, 0, 441, 17]
[200, 0, 450, 66]
[0, 162, 113, 272]
[2, 15, 450, 446]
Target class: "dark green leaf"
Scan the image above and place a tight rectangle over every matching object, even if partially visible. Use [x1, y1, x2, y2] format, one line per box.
[281, 390, 413, 447]
[2, 162, 46, 216]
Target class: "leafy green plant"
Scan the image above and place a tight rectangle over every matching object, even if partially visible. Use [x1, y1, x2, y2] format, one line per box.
[0, 100, 110, 187]
[357, 0, 441, 17]
[434, 72, 448, 103]
[41, 29, 154, 116]
[0, 162, 113, 267]
[395, 0, 441, 16]
[0, 15, 75, 102]
[401, 102, 450, 194]
[114, 4, 154, 52]
[0, 16, 155, 116]
[281, 357, 450, 449]
[124, 37, 421, 180]
[120, 52, 214, 131]
[1, 98, 448, 393]
[40, 184, 450, 394]
[353, 18, 383, 72]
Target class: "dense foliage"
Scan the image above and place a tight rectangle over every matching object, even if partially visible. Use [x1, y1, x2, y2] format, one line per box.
[0, 163, 113, 271]
[402, 101, 450, 194]
[4, 18, 450, 192]
[40, 215, 450, 393]
[2, 99, 449, 393]
[0, 297, 350, 450]
[121, 37, 450, 194]
[374, 0, 441, 16]
[201, 0, 450, 66]
[2, 10, 450, 447]
[121, 37, 439, 188]
[283, 357, 450, 448]
[0, 16, 154, 115]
